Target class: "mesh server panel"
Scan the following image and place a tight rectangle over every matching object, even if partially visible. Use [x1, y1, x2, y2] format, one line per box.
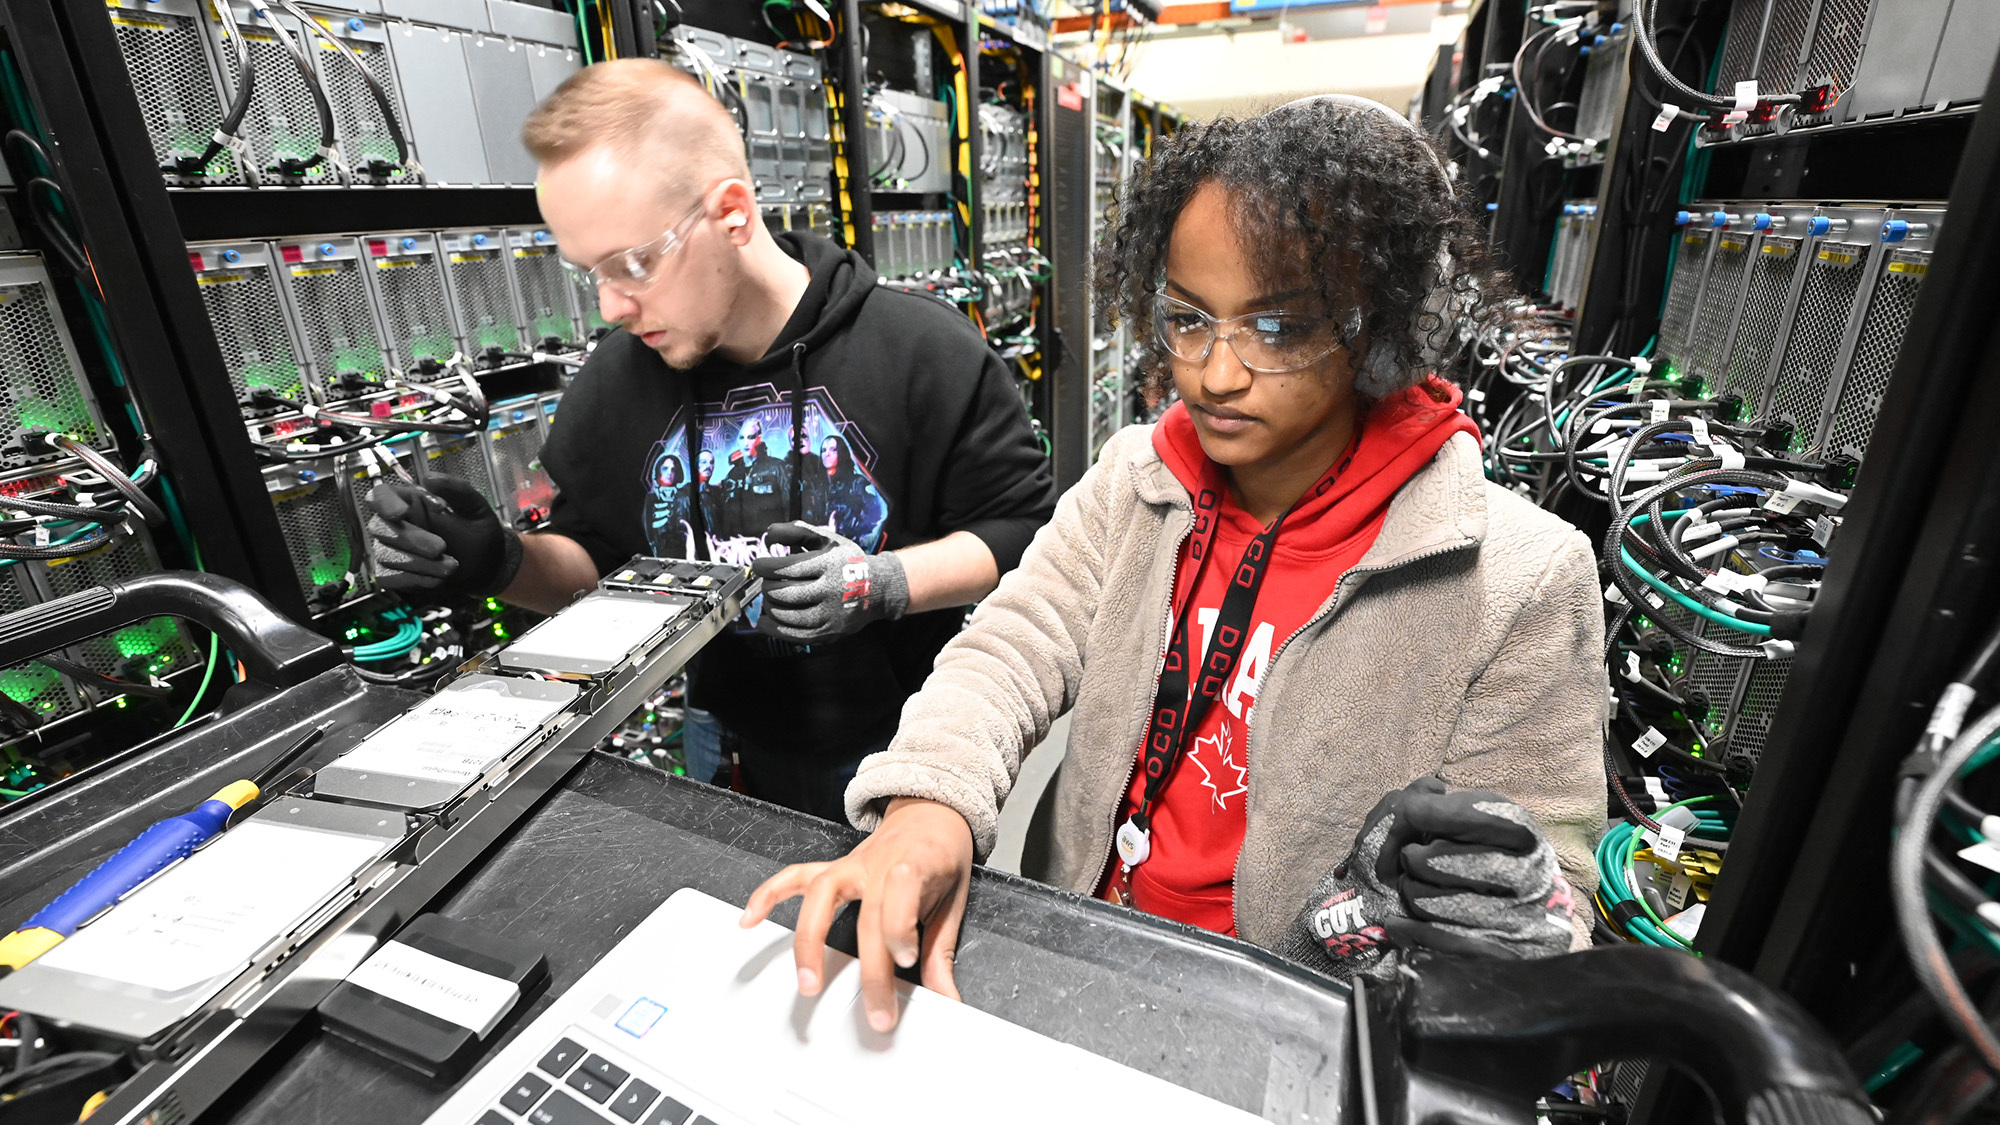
[1821, 245, 1931, 461]
[1713, 0, 1769, 95]
[1574, 31, 1629, 143]
[273, 237, 390, 401]
[1796, 0, 1874, 125]
[188, 241, 308, 407]
[1657, 226, 1714, 364]
[0, 255, 113, 469]
[222, 2, 342, 186]
[106, 0, 243, 186]
[359, 233, 457, 377]
[36, 528, 196, 696]
[0, 560, 81, 722]
[439, 230, 521, 356]
[484, 402, 552, 526]
[1722, 234, 1807, 418]
[264, 459, 364, 610]
[1683, 231, 1755, 396]
[1754, 0, 1815, 96]
[1764, 239, 1870, 455]
[307, 14, 417, 185]
[506, 229, 586, 345]
[1729, 657, 1793, 771]
[418, 431, 498, 506]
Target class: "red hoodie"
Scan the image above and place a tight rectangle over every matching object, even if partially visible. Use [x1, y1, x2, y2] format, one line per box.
[1098, 377, 1480, 935]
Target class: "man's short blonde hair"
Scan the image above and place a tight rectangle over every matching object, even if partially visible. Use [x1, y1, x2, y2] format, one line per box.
[521, 59, 750, 198]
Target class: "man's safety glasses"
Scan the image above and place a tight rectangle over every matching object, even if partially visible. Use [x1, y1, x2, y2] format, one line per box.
[563, 199, 709, 298]
[1151, 291, 1345, 374]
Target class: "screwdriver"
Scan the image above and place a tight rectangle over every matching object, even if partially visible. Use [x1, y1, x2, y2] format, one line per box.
[0, 721, 334, 974]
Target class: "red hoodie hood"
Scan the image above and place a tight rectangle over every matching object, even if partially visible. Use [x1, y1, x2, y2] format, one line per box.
[1151, 377, 1481, 559]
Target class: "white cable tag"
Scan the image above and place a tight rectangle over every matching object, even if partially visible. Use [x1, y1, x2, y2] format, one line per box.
[1633, 726, 1667, 758]
[1958, 841, 2000, 875]
[1604, 582, 1627, 605]
[1628, 376, 1648, 398]
[1643, 777, 1668, 803]
[1721, 109, 1749, 127]
[1623, 651, 1642, 682]
[1734, 80, 1760, 111]
[1652, 102, 1680, 132]
[1759, 639, 1797, 659]
[1652, 823, 1686, 863]
[32, 524, 48, 547]
[1782, 478, 1848, 510]
[1645, 591, 1665, 609]
[1688, 414, 1711, 444]
[1811, 515, 1837, 546]
[1762, 490, 1803, 514]
[1650, 398, 1671, 422]
[1666, 869, 1694, 910]
[800, 0, 834, 24]
[1592, 418, 1614, 434]
[1663, 901, 1704, 941]
[1680, 521, 1724, 543]
[1929, 682, 1978, 743]
[1466, 388, 1486, 403]
[1545, 137, 1567, 157]
[1711, 439, 1746, 470]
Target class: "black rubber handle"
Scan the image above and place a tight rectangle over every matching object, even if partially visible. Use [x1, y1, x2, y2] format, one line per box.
[1393, 947, 1871, 1125]
[0, 571, 339, 688]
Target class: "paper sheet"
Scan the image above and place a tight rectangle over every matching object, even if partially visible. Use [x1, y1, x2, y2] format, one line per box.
[334, 681, 573, 785]
[37, 820, 391, 994]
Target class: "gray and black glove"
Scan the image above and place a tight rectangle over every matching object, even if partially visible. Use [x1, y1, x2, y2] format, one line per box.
[1381, 778, 1576, 961]
[749, 522, 907, 643]
[1281, 778, 1575, 978]
[365, 476, 522, 597]
[1273, 785, 1410, 981]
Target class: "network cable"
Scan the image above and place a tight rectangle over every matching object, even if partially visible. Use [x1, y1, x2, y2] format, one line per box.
[242, 0, 340, 179]
[273, 0, 419, 181]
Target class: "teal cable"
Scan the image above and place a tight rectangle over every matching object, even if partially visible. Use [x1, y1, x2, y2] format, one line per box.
[171, 633, 220, 729]
[1619, 513, 1773, 636]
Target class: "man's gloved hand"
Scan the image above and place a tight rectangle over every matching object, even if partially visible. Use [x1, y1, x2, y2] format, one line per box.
[1280, 779, 1575, 978]
[1374, 777, 1576, 961]
[364, 476, 521, 597]
[749, 522, 907, 643]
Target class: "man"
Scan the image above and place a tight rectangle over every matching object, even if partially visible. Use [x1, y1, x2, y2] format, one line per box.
[363, 59, 1055, 821]
[724, 416, 789, 532]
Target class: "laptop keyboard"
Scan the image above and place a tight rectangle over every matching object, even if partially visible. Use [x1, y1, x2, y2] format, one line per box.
[475, 1031, 721, 1125]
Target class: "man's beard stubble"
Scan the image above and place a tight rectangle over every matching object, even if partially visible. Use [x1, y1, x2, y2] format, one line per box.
[656, 328, 723, 370]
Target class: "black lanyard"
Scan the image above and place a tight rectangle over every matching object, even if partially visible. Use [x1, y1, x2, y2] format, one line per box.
[1129, 444, 1357, 842]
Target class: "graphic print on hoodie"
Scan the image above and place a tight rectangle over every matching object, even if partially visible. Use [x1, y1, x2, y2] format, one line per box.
[642, 385, 891, 564]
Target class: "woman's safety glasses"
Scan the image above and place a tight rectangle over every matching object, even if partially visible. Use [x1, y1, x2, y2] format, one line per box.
[1151, 291, 1345, 374]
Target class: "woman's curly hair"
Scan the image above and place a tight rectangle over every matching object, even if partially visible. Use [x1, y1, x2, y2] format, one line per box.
[1093, 97, 1516, 403]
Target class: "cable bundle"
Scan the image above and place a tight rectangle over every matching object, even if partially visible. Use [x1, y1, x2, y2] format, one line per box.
[1463, 303, 1849, 950]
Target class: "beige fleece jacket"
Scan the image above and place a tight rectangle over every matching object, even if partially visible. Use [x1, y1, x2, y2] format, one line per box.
[847, 425, 1609, 952]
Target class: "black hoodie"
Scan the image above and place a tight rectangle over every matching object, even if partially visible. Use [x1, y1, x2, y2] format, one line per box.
[539, 231, 1056, 756]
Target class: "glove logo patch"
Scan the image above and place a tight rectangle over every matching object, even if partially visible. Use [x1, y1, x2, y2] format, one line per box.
[1309, 888, 1387, 959]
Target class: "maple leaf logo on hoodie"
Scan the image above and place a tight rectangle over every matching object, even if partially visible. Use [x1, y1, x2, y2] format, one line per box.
[1191, 721, 1248, 812]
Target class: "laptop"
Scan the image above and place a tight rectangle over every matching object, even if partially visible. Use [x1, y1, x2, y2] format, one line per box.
[425, 888, 1264, 1125]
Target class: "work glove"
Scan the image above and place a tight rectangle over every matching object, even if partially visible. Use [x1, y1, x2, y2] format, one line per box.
[749, 522, 907, 644]
[1273, 786, 1409, 981]
[364, 476, 521, 597]
[1279, 779, 1575, 979]
[1382, 778, 1576, 961]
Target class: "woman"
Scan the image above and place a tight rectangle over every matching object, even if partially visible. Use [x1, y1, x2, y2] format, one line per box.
[743, 98, 1607, 1029]
[814, 434, 887, 545]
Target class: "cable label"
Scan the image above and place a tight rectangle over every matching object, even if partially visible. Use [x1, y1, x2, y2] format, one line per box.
[1633, 727, 1666, 758]
[1651, 102, 1680, 132]
[1650, 823, 1686, 862]
[1733, 81, 1760, 111]
[1649, 398, 1670, 422]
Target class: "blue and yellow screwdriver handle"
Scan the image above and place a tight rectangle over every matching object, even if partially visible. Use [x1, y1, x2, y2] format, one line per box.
[0, 779, 260, 972]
